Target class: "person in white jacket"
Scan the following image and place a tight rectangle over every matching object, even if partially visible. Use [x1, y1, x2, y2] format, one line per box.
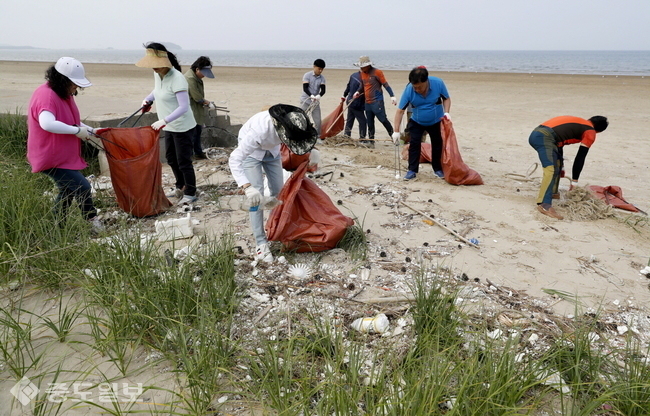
[229, 104, 318, 262]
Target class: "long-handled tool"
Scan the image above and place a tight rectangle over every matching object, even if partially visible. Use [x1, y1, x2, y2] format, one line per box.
[87, 131, 130, 159]
[117, 101, 152, 127]
[209, 101, 230, 112]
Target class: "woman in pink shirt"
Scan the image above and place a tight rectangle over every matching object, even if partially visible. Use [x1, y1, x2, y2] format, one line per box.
[27, 57, 102, 231]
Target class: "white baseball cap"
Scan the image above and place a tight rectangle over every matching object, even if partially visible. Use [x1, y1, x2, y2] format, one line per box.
[55, 57, 92, 88]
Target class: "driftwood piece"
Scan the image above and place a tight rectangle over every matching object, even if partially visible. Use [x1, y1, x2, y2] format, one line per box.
[400, 201, 480, 249]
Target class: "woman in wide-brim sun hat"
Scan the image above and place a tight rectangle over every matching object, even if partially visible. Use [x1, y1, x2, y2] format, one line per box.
[26, 57, 103, 232]
[137, 42, 198, 205]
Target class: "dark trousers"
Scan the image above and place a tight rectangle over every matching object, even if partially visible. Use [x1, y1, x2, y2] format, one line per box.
[407, 119, 443, 173]
[344, 107, 367, 139]
[42, 168, 96, 220]
[191, 124, 203, 155]
[165, 129, 197, 196]
[365, 101, 393, 140]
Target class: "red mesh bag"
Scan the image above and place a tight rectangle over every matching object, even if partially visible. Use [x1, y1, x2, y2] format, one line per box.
[440, 119, 483, 185]
[401, 143, 432, 163]
[266, 161, 354, 252]
[587, 185, 642, 213]
[320, 102, 344, 138]
[280, 143, 317, 172]
[400, 120, 483, 185]
[96, 126, 171, 217]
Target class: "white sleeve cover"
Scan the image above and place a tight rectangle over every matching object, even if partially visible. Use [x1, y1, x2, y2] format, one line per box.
[38, 111, 79, 135]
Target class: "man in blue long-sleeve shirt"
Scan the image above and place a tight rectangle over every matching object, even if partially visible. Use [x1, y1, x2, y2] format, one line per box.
[341, 70, 367, 140]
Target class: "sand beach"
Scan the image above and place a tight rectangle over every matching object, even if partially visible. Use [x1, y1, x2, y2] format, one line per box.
[2, 60, 648, 310]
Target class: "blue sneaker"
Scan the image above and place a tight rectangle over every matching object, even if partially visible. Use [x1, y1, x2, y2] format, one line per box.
[434, 170, 445, 178]
[403, 171, 417, 180]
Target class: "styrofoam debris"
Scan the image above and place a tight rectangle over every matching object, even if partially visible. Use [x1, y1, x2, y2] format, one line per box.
[487, 329, 503, 339]
[249, 292, 270, 303]
[538, 369, 571, 394]
[155, 213, 193, 241]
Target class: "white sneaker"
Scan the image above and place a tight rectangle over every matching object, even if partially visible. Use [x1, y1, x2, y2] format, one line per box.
[178, 195, 198, 205]
[166, 188, 184, 199]
[255, 243, 273, 263]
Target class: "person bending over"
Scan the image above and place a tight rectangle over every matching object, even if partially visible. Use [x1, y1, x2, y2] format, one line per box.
[529, 115, 608, 220]
[228, 104, 318, 263]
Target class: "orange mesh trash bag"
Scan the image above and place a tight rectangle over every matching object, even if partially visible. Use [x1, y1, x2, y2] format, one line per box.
[587, 185, 643, 213]
[280, 143, 317, 172]
[441, 119, 483, 185]
[266, 161, 354, 252]
[401, 143, 432, 163]
[320, 102, 344, 139]
[400, 120, 482, 185]
[96, 126, 171, 217]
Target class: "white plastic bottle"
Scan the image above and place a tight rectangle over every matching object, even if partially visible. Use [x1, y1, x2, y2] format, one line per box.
[350, 313, 389, 334]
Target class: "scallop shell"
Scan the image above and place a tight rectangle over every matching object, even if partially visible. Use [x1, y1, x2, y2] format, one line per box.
[288, 263, 312, 279]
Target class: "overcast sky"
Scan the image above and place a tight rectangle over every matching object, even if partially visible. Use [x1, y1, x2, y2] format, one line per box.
[1, 0, 648, 51]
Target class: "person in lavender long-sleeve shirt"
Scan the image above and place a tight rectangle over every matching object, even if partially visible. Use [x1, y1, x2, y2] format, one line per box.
[136, 42, 198, 205]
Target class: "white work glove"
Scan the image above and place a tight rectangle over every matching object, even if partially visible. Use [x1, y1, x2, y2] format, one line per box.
[353, 91, 360, 100]
[391, 132, 402, 145]
[390, 96, 397, 106]
[151, 119, 166, 131]
[75, 126, 91, 140]
[443, 112, 451, 121]
[569, 180, 578, 191]
[244, 186, 262, 207]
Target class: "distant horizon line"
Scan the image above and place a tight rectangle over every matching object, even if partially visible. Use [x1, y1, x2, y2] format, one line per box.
[0, 46, 648, 52]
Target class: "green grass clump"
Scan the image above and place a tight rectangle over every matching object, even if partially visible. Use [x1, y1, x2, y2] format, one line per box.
[336, 219, 368, 261]
[0, 111, 28, 159]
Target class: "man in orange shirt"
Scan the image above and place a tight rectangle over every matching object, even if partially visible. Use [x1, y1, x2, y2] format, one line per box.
[352, 56, 397, 148]
[528, 115, 608, 220]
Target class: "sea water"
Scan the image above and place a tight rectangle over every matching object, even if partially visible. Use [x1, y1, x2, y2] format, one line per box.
[1, 49, 648, 76]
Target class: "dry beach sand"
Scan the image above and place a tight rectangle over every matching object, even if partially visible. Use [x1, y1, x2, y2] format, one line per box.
[0, 61, 649, 412]
[2, 61, 648, 310]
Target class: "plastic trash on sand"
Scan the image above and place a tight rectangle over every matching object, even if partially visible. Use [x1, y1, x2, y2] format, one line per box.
[350, 313, 389, 334]
[155, 213, 193, 242]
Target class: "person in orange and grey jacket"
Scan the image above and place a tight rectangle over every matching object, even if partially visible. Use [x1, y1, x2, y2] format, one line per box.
[529, 115, 608, 220]
[352, 55, 397, 148]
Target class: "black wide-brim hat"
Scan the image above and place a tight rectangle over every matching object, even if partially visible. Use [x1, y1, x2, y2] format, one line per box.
[269, 104, 319, 155]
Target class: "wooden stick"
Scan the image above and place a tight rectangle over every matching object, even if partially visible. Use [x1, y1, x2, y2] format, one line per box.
[252, 304, 273, 325]
[400, 201, 480, 249]
[363, 294, 416, 304]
